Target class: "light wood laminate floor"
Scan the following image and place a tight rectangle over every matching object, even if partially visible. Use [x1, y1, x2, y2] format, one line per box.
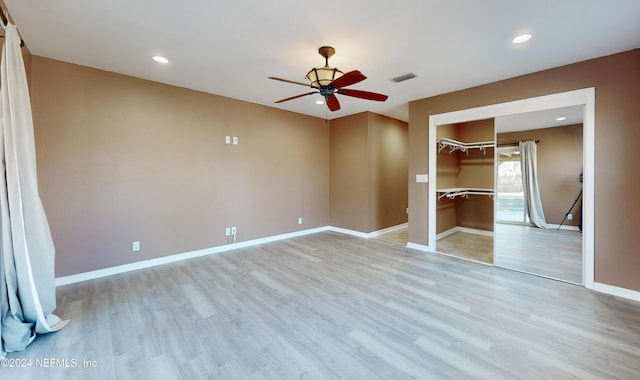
[3, 232, 639, 379]
[371, 226, 408, 245]
[436, 231, 494, 264]
[494, 223, 583, 284]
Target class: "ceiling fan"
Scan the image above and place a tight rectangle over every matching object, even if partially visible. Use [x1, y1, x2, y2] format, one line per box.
[269, 46, 388, 112]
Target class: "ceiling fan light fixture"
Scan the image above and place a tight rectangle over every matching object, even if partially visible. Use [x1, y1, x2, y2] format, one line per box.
[306, 67, 344, 89]
[269, 46, 387, 112]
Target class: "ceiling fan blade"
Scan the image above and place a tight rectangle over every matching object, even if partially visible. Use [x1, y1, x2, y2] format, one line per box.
[326, 94, 340, 111]
[329, 70, 366, 89]
[338, 89, 388, 102]
[275, 91, 318, 103]
[269, 77, 311, 87]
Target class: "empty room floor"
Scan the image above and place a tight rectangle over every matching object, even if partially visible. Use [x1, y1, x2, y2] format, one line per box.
[436, 231, 494, 264]
[2, 232, 639, 379]
[371, 226, 408, 245]
[494, 223, 583, 284]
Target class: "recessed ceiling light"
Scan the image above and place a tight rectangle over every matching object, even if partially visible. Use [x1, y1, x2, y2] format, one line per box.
[152, 56, 169, 64]
[556, 116, 567, 121]
[315, 100, 325, 105]
[512, 34, 532, 44]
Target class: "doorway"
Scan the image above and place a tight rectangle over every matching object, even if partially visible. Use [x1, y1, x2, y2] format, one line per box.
[428, 88, 595, 289]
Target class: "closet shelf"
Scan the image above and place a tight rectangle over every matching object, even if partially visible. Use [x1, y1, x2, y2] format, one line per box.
[437, 187, 494, 201]
[437, 138, 495, 155]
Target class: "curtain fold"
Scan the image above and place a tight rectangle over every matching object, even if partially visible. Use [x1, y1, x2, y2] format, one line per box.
[0, 21, 67, 358]
[519, 140, 549, 229]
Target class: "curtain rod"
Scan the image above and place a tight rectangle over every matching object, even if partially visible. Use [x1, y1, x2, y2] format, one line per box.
[0, 7, 26, 47]
[497, 139, 539, 147]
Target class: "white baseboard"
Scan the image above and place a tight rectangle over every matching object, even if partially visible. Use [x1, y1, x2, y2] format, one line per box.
[547, 223, 581, 232]
[57, 225, 640, 305]
[406, 242, 430, 252]
[55, 226, 330, 286]
[593, 282, 640, 303]
[498, 221, 581, 232]
[437, 226, 494, 240]
[327, 223, 409, 239]
[327, 226, 369, 238]
[367, 223, 408, 237]
[57, 224, 411, 286]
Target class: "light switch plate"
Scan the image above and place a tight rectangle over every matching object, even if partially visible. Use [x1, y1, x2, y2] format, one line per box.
[416, 174, 429, 183]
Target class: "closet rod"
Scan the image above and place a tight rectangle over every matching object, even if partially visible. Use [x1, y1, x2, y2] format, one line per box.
[497, 139, 539, 147]
[0, 7, 26, 47]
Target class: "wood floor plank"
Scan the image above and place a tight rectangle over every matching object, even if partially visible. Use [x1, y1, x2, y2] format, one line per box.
[2, 231, 639, 379]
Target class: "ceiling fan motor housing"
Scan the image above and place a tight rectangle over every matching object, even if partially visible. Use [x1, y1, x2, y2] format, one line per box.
[306, 46, 344, 88]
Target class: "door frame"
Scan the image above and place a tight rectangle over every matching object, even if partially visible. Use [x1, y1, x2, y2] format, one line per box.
[428, 88, 595, 289]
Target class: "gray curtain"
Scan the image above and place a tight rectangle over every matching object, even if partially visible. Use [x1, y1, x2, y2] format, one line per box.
[0, 21, 67, 357]
[519, 140, 549, 229]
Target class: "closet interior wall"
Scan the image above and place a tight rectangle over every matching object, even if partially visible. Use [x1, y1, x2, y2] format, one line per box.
[436, 119, 495, 234]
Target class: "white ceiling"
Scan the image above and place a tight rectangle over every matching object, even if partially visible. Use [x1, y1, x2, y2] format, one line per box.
[5, 0, 640, 122]
[495, 105, 584, 133]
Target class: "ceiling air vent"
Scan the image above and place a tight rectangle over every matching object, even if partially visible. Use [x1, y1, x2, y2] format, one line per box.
[392, 73, 417, 83]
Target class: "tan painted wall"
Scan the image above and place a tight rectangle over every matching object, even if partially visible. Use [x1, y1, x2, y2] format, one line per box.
[409, 48, 640, 291]
[456, 120, 494, 231]
[330, 113, 370, 231]
[368, 113, 409, 232]
[330, 112, 408, 233]
[499, 124, 583, 226]
[31, 57, 330, 277]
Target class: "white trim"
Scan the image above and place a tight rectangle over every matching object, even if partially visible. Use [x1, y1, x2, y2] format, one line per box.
[498, 220, 580, 232]
[437, 226, 494, 240]
[546, 223, 581, 232]
[436, 227, 459, 240]
[327, 226, 369, 238]
[406, 242, 430, 252]
[328, 223, 409, 239]
[593, 282, 640, 303]
[57, 224, 415, 286]
[428, 88, 595, 289]
[55, 226, 329, 286]
[367, 223, 408, 237]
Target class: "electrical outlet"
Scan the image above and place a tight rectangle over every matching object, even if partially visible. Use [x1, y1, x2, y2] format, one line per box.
[567, 214, 573, 221]
[132, 241, 140, 252]
[230, 226, 237, 243]
[225, 136, 231, 144]
[225, 227, 231, 236]
[298, 217, 303, 225]
[232, 136, 238, 145]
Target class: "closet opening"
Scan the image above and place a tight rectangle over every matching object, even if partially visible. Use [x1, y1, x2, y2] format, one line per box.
[434, 119, 495, 265]
[427, 88, 595, 289]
